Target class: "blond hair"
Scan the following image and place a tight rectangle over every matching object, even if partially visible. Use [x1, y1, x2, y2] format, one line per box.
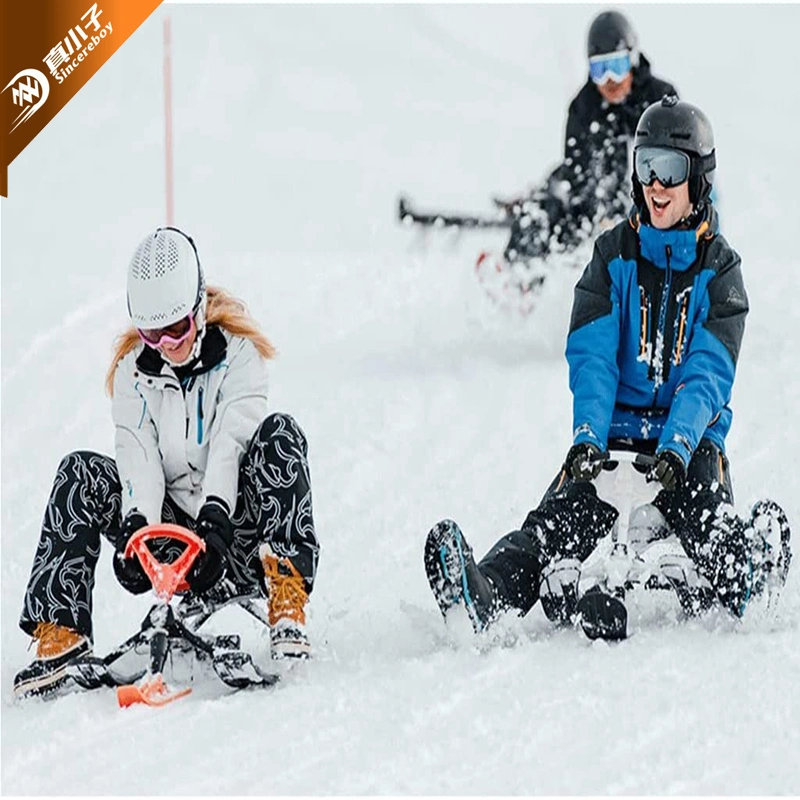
[105, 286, 276, 397]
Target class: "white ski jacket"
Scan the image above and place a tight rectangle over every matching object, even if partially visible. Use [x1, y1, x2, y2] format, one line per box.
[111, 326, 269, 523]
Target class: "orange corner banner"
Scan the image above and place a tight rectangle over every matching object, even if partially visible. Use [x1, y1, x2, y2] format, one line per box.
[0, 0, 162, 197]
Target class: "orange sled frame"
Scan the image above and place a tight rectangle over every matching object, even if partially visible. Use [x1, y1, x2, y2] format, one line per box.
[66, 524, 279, 707]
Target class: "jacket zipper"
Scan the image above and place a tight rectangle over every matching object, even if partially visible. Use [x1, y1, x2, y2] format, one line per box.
[197, 385, 204, 444]
[653, 244, 673, 404]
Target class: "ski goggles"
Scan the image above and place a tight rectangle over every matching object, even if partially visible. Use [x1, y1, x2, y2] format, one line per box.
[589, 50, 632, 85]
[137, 313, 196, 348]
[634, 146, 691, 188]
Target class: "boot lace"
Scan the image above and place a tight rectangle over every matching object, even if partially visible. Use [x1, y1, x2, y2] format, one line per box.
[262, 556, 307, 626]
[32, 622, 84, 659]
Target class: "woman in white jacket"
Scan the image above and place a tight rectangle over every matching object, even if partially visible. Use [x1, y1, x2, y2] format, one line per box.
[14, 227, 319, 700]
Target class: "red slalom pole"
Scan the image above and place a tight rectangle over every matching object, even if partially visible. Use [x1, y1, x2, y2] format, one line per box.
[163, 15, 174, 226]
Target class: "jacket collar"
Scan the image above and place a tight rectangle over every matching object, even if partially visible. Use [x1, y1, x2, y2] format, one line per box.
[630, 205, 718, 272]
[136, 325, 228, 379]
[631, 53, 653, 90]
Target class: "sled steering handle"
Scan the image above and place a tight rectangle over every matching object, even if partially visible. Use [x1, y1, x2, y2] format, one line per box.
[124, 524, 206, 601]
[589, 449, 657, 474]
[605, 450, 657, 468]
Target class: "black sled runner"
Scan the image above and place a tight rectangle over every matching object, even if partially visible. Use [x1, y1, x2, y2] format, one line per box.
[397, 195, 514, 231]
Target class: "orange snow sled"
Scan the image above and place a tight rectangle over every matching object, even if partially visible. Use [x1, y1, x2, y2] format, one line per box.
[66, 524, 279, 708]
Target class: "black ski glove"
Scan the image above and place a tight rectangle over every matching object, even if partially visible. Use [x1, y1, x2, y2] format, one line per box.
[650, 450, 687, 492]
[112, 511, 152, 595]
[565, 442, 605, 482]
[187, 498, 233, 594]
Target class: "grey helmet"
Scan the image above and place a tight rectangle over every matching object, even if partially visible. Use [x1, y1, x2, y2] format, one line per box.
[632, 95, 717, 212]
[587, 11, 638, 60]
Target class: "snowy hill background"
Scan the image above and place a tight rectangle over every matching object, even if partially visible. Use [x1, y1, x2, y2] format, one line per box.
[3, 3, 800, 794]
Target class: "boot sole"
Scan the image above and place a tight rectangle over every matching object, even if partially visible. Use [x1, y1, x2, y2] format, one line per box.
[424, 520, 486, 633]
[271, 639, 312, 660]
[14, 668, 72, 701]
[14, 643, 92, 702]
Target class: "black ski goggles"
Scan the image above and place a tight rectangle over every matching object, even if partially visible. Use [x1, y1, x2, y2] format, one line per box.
[634, 147, 691, 188]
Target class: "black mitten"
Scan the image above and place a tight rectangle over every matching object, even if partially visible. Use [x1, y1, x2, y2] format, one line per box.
[112, 511, 151, 595]
[187, 498, 233, 594]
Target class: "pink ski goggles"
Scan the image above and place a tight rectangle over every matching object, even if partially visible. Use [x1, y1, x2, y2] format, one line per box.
[137, 313, 196, 349]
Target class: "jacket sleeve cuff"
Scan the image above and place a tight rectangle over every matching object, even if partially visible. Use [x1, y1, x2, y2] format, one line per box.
[202, 495, 231, 516]
[573, 423, 604, 449]
[201, 478, 237, 519]
[656, 435, 692, 468]
[122, 498, 161, 527]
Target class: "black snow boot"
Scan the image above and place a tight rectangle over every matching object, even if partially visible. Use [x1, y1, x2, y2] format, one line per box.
[741, 499, 792, 613]
[577, 585, 628, 641]
[14, 622, 92, 701]
[424, 520, 498, 633]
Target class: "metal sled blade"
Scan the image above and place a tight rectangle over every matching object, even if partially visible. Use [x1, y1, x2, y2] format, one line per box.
[212, 650, 280, 689]
[174, 583, 269, 632]
[65, 656, 146, 691]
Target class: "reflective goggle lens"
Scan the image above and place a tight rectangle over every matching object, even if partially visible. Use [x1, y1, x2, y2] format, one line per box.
[634, 147, 691, 188]
[138, 315, 194, 347]
[589, 50, 632, 84]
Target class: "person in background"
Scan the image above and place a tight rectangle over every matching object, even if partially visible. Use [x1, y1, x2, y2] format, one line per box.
[499, 10, 678, 267]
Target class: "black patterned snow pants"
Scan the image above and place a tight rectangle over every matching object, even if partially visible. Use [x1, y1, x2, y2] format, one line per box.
[478, 439, 755, 618]
[19, 413, 319, 641]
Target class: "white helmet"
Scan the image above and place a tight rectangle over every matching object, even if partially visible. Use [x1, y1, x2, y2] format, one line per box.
[127, 227, 205, 329]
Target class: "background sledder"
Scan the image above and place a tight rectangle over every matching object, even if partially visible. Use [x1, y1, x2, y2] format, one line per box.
[423, 96, 791, 642]
[13, 227, 320, 703]
[399, 10, 677, 314]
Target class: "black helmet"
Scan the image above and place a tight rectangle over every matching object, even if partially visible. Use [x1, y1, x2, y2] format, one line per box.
[587, 11, 637, 58]
[632, 95, 717, 211]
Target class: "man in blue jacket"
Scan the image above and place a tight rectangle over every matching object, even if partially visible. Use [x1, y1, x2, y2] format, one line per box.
[426, 96, 790, 637]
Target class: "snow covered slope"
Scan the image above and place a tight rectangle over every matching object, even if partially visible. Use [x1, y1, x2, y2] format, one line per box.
[2, 4, 799, 794]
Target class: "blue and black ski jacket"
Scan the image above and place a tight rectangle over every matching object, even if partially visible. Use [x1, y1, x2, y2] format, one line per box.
[566, 206, 748, 466]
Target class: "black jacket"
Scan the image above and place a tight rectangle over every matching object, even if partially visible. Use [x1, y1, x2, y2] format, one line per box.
[508, 55, 677, 260]
[559, 54, 677, 228]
